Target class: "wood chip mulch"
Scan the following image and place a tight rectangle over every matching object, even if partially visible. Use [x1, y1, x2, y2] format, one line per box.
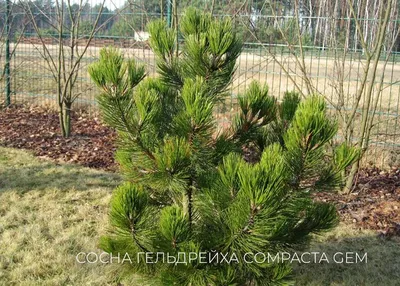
[0, 105, 117, 171]
[314, 169, 400, 239]
[0, 105, 399, 237]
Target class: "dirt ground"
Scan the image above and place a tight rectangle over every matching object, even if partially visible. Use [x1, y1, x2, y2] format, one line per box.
[0, 105, 399, 238]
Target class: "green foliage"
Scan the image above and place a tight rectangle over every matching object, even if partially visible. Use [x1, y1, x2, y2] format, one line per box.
[108, 19, 137, 38]
[233, 81, 277, 144]
[148, 7, 242, 100]
[280, 91, 301, 123]
[89, 8, 358, 286]
[38, 28, 57, 37]
[77, 21, 93, 36]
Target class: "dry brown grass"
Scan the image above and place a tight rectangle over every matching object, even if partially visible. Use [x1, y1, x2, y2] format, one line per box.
[0, 147, 153, 285]
[294, 224, 400, 286]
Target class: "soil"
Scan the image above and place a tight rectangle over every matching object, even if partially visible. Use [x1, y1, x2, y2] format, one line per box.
[1, 105, 399, 237]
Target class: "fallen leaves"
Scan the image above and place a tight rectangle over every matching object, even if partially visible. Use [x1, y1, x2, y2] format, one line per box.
[315, 168, 400, 238]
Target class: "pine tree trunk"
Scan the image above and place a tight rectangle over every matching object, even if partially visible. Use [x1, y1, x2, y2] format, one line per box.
[185, 178, 194, 228]
[187, 188, 193, 227]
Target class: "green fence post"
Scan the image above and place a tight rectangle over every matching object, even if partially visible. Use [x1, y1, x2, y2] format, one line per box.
[167, 0, 172, 28]
[4, 0, 11, 106]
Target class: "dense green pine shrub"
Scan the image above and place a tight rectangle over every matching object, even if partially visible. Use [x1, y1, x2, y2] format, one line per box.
[89, 8, 359, 286]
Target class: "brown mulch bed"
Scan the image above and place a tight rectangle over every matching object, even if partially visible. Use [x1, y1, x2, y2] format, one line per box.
[0, 105, 117, 171]
[0, 105, 399, 237]
[314, 169, 400, 238]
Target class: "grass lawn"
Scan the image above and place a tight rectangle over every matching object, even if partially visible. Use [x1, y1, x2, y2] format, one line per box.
[0, 146, 399, 285]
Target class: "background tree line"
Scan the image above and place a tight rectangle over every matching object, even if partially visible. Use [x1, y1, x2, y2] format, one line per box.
[0, 0, 398, 52]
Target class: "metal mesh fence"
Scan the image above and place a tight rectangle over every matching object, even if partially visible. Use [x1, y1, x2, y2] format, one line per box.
[1, 0, 400, 167]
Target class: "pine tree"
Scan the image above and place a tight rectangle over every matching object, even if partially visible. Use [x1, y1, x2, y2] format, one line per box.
[89, 8, 359, 286]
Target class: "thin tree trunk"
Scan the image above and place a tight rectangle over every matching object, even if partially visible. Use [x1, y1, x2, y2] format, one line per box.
[314, 0, 323, 45]
[211, 0, 215, 15]
[59, 109, 66, 137]
[63, 103, 72, 138]
[343, 0, 393, 193]
[173, 0, 178, 57]
[160, 0, 164, 20]
[57, 0, 65, 137]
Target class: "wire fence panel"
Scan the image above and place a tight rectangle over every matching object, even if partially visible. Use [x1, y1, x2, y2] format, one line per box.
[1, 0, 399, 167]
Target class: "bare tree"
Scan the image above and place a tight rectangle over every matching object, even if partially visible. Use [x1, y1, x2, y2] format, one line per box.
[20, 0, 113, 137]
[341, 0, 398, 192]
[239, 0, 399, 193]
